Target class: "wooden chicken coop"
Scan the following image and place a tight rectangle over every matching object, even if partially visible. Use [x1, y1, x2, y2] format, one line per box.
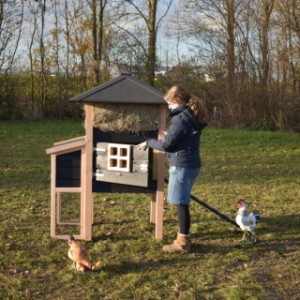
[46, 73, 167, 241]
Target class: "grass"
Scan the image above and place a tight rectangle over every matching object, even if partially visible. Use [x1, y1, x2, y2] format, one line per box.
[0, 120, 299, 299]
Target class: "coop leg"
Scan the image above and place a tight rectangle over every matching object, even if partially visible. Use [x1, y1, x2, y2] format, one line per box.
[91, 193, 94, 225]
[50, 154, 56, 238]
[155, 189, 164, 239]
[81, 103, 93, 241]
[154, 104, 167, 239]
[150, 193, 156, 224]
[56, 192, 62, 224]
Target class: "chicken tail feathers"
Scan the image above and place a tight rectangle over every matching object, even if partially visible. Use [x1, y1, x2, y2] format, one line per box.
[253, 210, 260, 222]
[82, 260, 92, 270]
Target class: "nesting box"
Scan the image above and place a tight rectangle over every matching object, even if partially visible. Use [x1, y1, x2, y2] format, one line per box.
[46, 73, 167, 240]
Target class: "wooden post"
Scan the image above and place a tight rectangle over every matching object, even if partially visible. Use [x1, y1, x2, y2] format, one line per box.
[154, 104, 167, 239]
[56, 192, 61, 224]
[150, 148, 159, 224]
[150, 193, 156, 223]
[80, 103, 94, 240]
[50, 154, 57, 238]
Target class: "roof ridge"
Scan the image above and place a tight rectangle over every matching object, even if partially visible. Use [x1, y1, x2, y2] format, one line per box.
[69, 74, 165, 104]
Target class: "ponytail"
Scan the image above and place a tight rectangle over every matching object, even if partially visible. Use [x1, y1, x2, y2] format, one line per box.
[188, 95, 209, 125]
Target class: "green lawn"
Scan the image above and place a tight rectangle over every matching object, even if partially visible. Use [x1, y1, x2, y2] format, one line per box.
[0, 120, 299, 299]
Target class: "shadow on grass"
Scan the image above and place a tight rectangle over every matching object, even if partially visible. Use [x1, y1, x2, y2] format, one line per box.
[256, 214, 300, 243]
[99, 254, 216, 275]
[92, 219, 137, 227]
[91, 232, 142, 242]
[182, 214, 300, 257]
[260, 214, 300, 229]
[91, 213, 300, 248]
[193, 213, 300, 237]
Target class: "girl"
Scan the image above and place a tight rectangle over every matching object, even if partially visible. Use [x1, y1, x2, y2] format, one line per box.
[138, 85, 209, 253]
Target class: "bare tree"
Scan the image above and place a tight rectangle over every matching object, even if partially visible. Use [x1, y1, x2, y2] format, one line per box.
[225, 0, 236, 109]
[147, 0, 158, 85]
[178, 0, 240, 122]
[40, 0, 47, 114]
[0, 0, 24, 70]
[67, 0, 91, 91]
[27, 0, 38, 117]
[89, 0, 108, 85]
[26, 0, 48, 118]
[62, 0, 71, 102]
[50, 0, 64, 117]
[260, 0, 274, 90]
[276, 0, 300, 93]
[117, 0, 173, 85]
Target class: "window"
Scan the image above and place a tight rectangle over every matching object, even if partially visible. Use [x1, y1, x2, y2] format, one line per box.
[107, 144, 131, 172]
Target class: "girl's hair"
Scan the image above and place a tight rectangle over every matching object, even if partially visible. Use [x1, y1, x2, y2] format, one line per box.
[164, 85, 209, 124]
[188, 95, 209, 124]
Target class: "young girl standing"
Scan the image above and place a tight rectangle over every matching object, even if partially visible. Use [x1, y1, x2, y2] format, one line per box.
[138, 85, 209, 253]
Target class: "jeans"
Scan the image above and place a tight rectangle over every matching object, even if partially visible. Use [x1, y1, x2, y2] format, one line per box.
[167, 166, 200, 205]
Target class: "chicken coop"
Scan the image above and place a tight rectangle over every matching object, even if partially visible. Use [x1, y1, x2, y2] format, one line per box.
[46, 73, 167, 241]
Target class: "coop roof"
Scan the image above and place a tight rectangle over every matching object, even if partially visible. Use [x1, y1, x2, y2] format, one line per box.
[69, 73, 166, 104]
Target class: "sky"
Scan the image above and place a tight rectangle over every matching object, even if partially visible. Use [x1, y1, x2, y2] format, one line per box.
[2, 0, 198, 71]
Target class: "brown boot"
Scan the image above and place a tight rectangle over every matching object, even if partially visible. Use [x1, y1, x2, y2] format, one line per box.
[162, 233, 190, 253]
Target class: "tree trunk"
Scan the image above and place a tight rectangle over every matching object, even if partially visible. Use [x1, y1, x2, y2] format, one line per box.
[40, 0, 47, 116]
[29, 9, 37, 118]
[147, 0, 157, 86]
[261, 0, 274, 89]
[91, 0, 107, 86]
[64, 0, 70, 102]
[92, 0, 99, 85]
[225, 0, 236, 119]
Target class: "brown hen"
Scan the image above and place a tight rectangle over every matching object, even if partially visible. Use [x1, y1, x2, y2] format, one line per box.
[68, 235, 92, 272]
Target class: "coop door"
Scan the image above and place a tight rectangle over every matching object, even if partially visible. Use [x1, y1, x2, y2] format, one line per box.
[95, 142, 149, 187]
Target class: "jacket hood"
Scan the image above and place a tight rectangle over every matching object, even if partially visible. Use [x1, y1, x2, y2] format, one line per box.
[169, 104, 206, 131]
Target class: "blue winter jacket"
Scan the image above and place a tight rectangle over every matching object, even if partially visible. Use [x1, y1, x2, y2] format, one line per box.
[147, 104, 207, 168]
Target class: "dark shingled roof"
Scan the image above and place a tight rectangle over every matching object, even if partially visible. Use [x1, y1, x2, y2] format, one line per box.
[69, 73, 166, 104]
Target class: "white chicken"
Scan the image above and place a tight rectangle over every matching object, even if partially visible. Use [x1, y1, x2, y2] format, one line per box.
[235, 199, 260, 243]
